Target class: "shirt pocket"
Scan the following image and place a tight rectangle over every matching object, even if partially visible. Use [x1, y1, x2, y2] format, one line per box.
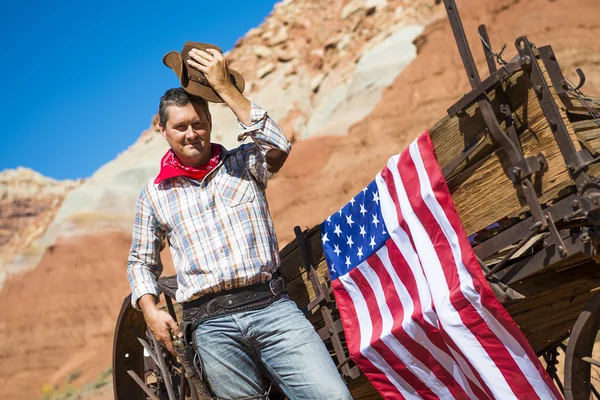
[216, 171, 255, 207]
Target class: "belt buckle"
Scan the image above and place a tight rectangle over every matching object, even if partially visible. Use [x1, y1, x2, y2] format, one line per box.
[269, 277, 284, 296]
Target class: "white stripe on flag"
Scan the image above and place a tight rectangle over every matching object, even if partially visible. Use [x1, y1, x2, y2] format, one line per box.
[408, 141, 559, 400]
[339, 272, 422, 399]
[377, 171, 487, 397]
[375, 244, 481, 398]
[358, 261, 454, 399]
[374, 173, 437, 329]
[384, 153, 518, 399]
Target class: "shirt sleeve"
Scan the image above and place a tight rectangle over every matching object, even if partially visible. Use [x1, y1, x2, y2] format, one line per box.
[237, 102, 292, 186]
[127, 186, 166, 310]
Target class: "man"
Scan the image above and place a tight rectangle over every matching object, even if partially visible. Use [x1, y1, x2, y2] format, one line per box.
[127, 45, 352, 400]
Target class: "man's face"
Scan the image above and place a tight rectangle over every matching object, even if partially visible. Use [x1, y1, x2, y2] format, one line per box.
[160, 102, 212, 166]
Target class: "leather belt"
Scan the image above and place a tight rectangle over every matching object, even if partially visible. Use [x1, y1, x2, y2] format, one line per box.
[182, 277, 287, 329]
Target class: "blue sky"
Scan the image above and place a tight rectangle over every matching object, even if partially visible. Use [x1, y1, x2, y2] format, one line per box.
[0, 0, 277, 180]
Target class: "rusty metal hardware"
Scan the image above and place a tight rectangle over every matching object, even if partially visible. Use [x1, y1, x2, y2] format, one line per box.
[444, 2, 528, 175]
[484, 221, 542, 279]
[441, 130, 486, 178]
[444, 0, 579, 267]
[137, 337, 160, 366]
[473, 193, 581, 260]
[545, 212, 567, 257]
[494, 231, 595, 284]
[543, 346, 565, 395]
[517, 36, 600, 229]
[479, 24, 523, 154]
[515, 36, 590, 185]
[446, 60, 524, 117]
[564, 291, 600, 400]
[150, 331, 177, 400]
[577, 176, 600, 225]
[538, 45, 586, 97]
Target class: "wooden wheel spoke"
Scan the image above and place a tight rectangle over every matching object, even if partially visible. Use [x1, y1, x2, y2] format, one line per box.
[582, 356, 600, 368]
[127, 370, 160, 400]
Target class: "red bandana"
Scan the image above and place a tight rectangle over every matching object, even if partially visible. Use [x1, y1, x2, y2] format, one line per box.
[154, 144, 221, 184]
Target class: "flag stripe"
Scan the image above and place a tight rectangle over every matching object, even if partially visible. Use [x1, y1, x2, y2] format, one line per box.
[378, 168, 437, 329]
[413, 135, 562, 399]
[320, 131, 561, 400]
[338, 274, 421, 399]
[332, 279, 409, 399]
[393, 147, 535, 399]
[369, 247, 480, 399]
[378, 168, 494, 400]
[351, 263, 448, 399]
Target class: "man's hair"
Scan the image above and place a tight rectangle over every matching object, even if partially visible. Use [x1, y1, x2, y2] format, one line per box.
[158, 88, 210, 127]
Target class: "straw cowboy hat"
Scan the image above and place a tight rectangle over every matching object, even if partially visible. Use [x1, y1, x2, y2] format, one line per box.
[163, 41, 245, 103]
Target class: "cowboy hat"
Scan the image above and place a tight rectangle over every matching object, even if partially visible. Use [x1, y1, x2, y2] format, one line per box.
[163, 41, 245, 103]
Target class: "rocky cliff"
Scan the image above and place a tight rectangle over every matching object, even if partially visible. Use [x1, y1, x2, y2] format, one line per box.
[0, 168, 80, 288]
[1, 0, 599, 398]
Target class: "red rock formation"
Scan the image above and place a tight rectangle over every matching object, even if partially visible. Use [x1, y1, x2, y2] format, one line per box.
[0, 168, 80, 286]
[269, 0, 600, 245]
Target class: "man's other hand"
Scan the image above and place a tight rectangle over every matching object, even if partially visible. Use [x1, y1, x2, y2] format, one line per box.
[187, 48, 232, 92]
[138, 294, 182, 355]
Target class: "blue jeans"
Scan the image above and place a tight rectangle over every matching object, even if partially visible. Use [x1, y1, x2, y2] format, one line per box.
[194, 295, 353, 400]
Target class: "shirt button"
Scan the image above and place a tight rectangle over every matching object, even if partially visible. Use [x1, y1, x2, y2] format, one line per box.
[205, 206, 209, 211]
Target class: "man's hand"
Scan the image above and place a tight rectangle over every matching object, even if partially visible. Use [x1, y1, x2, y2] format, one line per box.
[187, 48, 233, 93]
[138, 294, 182, 355]
[186, 48, 252, 125]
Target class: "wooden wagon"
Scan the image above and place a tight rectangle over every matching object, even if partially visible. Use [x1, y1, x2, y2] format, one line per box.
[112, 1, 600, 398]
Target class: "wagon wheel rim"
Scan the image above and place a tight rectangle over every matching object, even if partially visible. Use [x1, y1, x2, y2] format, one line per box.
[565, 290, 600, 400]
[113, 294, 197, 400]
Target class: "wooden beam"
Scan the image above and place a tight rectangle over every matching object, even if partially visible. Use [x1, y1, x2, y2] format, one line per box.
[430, 61, 583, 236]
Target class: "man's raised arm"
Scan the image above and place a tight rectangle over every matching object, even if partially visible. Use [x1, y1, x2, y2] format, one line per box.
[186, 48, 290, 174]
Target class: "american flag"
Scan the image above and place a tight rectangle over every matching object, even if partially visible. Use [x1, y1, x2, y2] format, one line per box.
[320, 132, 561, 399]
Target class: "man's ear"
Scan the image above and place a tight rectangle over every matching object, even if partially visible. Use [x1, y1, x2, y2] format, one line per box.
[159, 123, 167, 140]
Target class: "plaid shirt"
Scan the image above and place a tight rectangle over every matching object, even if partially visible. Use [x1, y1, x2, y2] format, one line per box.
[127, 103, 291, 308]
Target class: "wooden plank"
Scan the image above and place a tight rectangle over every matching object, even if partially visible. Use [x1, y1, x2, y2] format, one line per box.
[278, 225, 324, 284]
[506, 277, 600, 353]
[348, 375, 382, 400]
[429, 61, 584, 237]
[564, 94, 600, 119]
[573, 120, 600, 156]
[286, 258, 328, 311]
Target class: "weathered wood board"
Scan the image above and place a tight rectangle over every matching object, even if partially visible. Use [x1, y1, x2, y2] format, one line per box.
[429, 61, 586, 237]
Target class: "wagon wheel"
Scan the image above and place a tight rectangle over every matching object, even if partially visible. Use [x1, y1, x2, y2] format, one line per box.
[134, 328, 189, 400]
[564, 290, 600, 400]
[113, 293, 288, 400]
[113, 294, 199, 400]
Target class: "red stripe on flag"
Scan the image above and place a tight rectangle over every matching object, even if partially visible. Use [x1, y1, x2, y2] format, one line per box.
[349, 266, 436, 398]
[331, 279, 406, 399]
[369, 247, 477, 399]
[397, 139, 541, 399]
[381, 167, 494, 399]
[415, 133, 562, 399]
